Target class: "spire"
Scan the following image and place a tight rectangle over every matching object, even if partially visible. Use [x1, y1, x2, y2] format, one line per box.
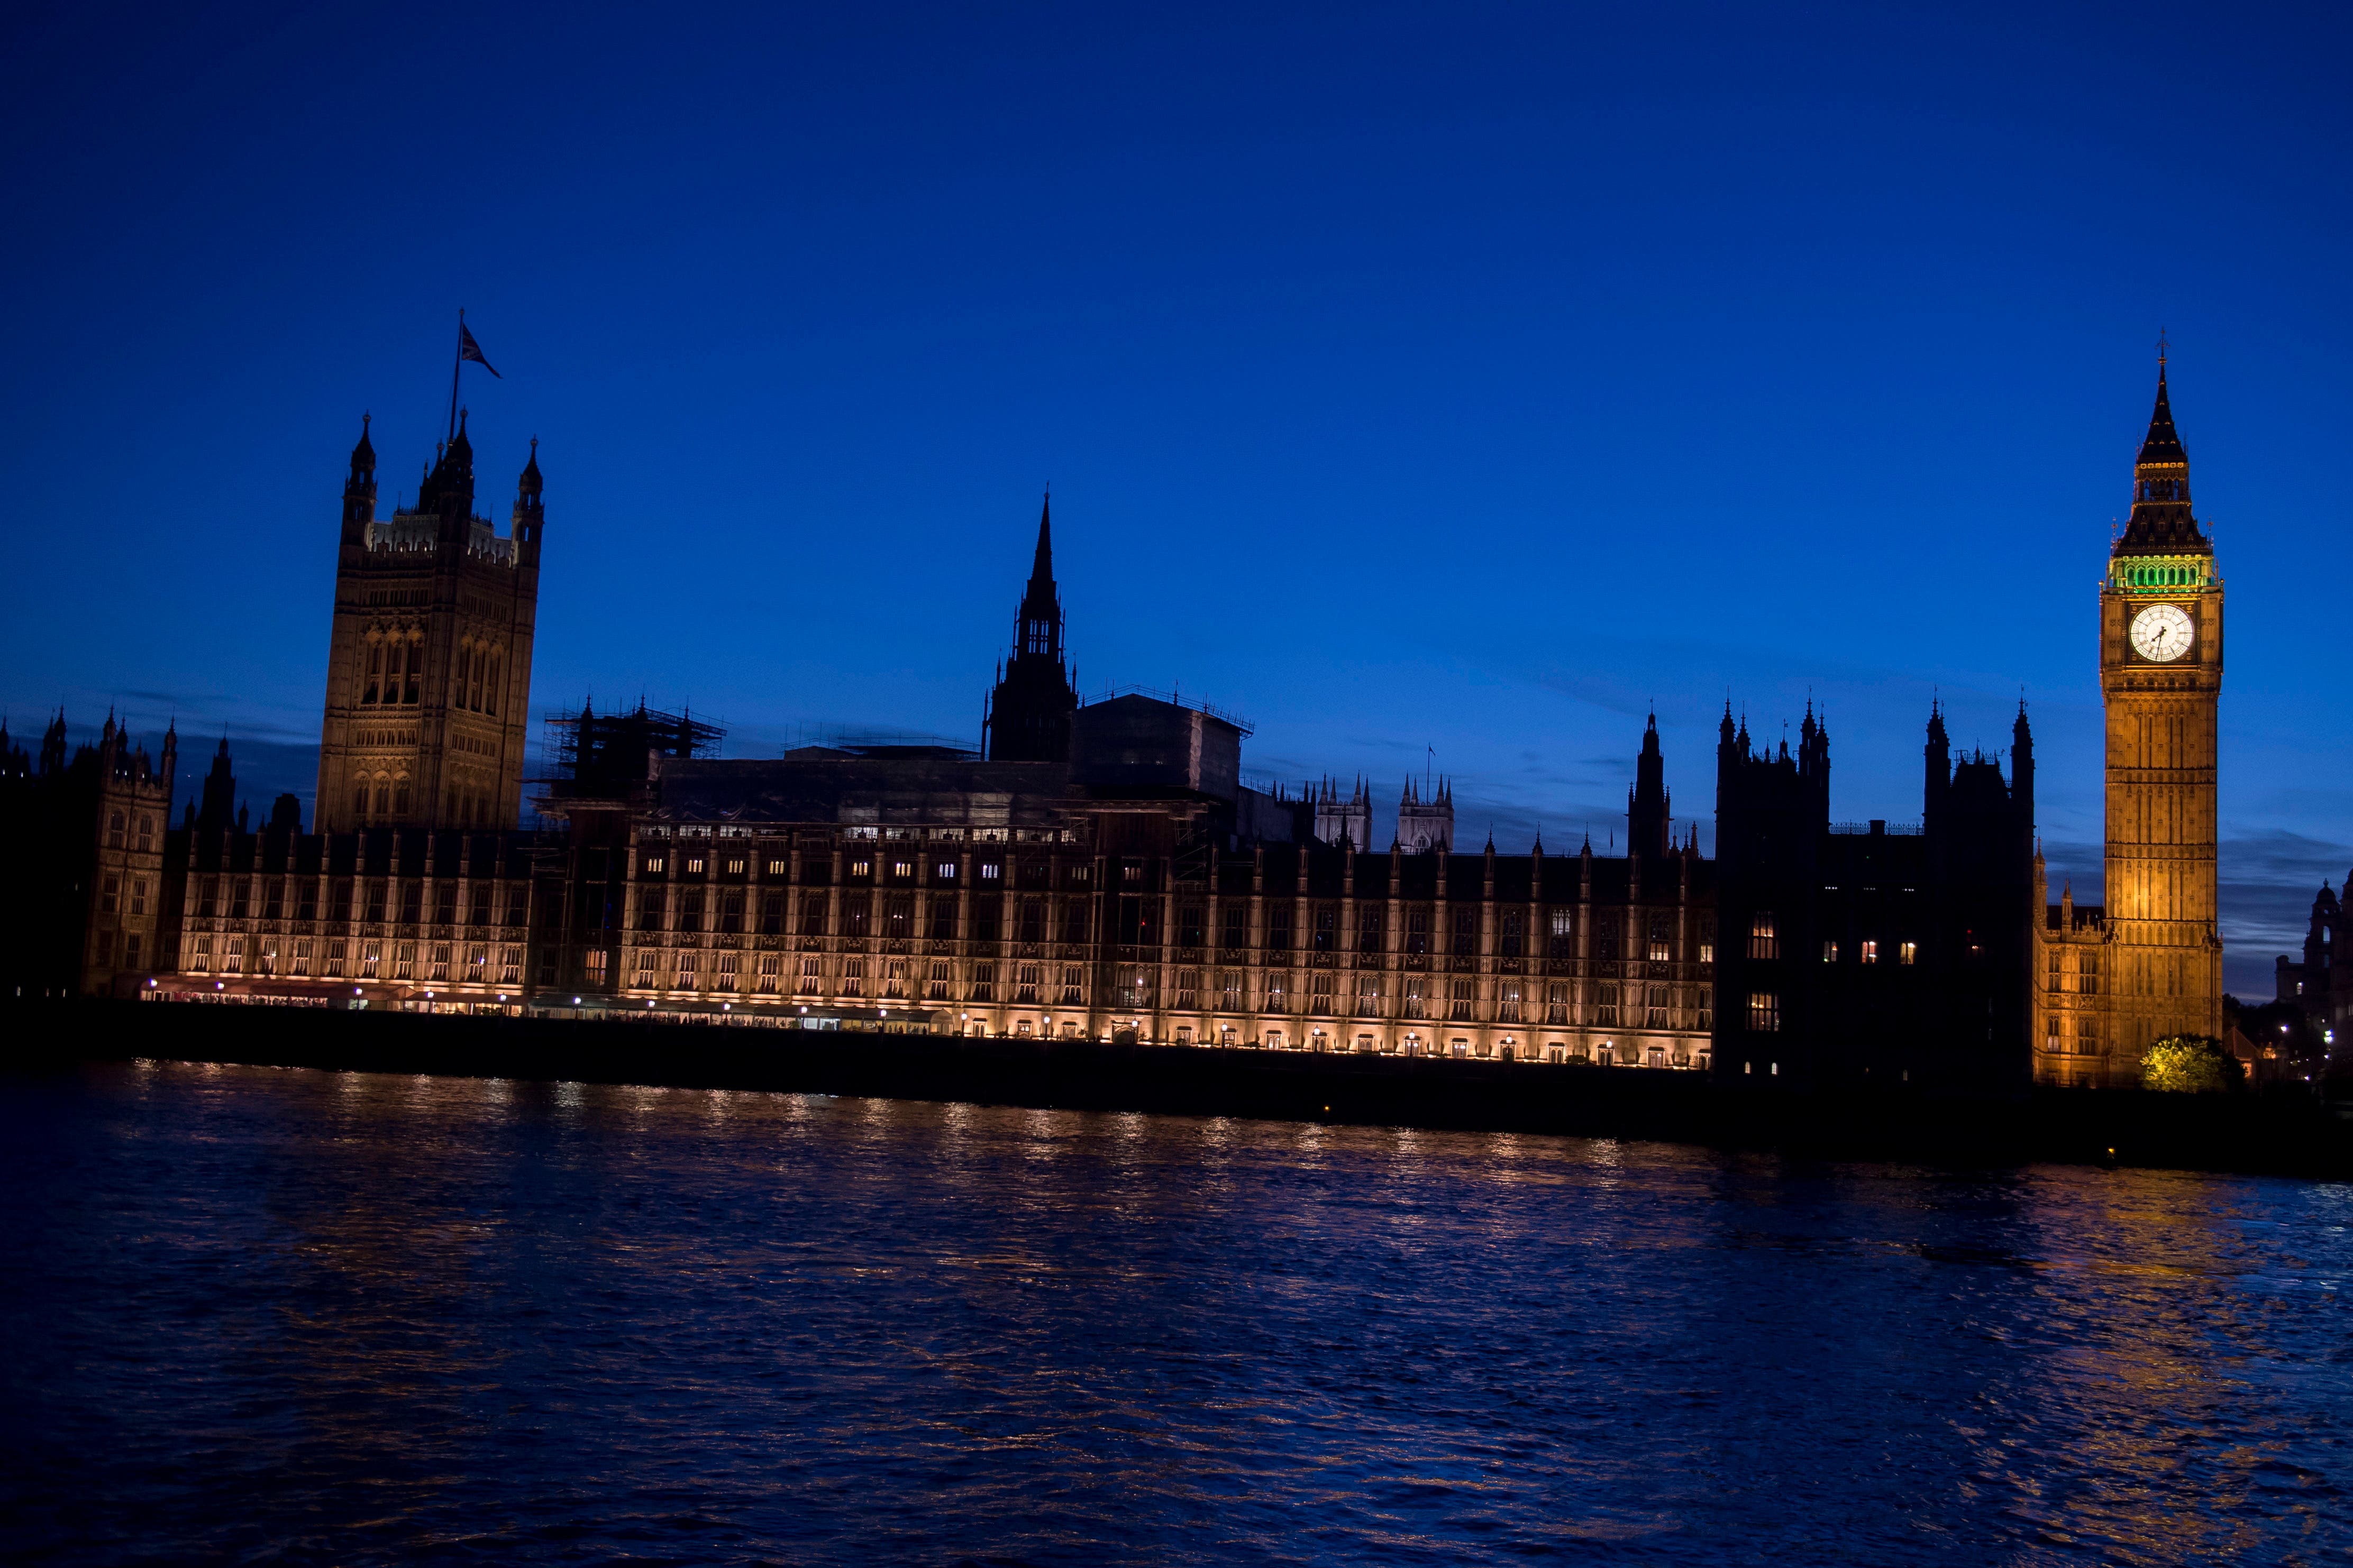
[2137, 357, 2187, 469]
[1029, 491, 1054, 589]
[519, 436, 542, 497]
[350, 412, 376, 475]
[2117, 347, 2207, 555]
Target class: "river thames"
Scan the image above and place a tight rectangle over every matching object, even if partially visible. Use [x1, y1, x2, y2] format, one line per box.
[2, 1061, 2346, 1564]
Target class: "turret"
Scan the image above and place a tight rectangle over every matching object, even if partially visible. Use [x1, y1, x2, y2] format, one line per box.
[1629, 711, 1670, 858]
[513, 436, 544, 551]
[2011, 700, 2035, 840]
[343, 414, 378, 533]
[1924, 700, 1950, 833]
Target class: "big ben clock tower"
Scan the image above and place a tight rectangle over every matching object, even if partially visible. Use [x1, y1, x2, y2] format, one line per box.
[2099, 351, 2223, 1080]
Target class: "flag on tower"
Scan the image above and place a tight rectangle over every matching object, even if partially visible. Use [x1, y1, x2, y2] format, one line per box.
[459, 322, 501, 379]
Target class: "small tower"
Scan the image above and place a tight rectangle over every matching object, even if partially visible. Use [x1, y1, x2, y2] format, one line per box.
[1314, 776, 1371, 851]
[983, 494, 1079, 762]
[1397, 775, 1454, 854]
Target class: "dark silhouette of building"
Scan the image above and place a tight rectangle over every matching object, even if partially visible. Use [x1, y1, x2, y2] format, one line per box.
[0, 711, 176, 996]
[983, 496, 1079, 763]
[1711, 701, 2035, 1090]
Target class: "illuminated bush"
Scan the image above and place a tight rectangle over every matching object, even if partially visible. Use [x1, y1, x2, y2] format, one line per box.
[2140, 1034, 2239, 1093]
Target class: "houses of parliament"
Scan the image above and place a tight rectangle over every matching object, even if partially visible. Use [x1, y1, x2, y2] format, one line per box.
[3, 361, 2231, 1090]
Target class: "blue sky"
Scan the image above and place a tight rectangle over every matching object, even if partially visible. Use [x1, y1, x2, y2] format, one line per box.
[3, 2, 2346, 992]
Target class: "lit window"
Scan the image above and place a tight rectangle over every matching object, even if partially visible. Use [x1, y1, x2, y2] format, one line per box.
[1899, 941, 1917, 966]
[1822, 940, 1838, 962]
[1747, 991, 1779, 1032]
[726, 858, 746, 875]
[1748, 913, 1777, 959]
[981, 863, 1000, 880]
[686, 857, 705, 875]
[1860, 939, 1879, 964]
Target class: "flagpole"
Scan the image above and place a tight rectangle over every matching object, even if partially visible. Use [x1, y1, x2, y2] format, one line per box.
[446, 308, 465, 447]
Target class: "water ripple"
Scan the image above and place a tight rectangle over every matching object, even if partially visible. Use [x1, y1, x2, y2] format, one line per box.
[3, 1062, 2350, 1565]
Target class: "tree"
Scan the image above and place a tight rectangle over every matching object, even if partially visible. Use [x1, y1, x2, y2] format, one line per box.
[2141, 1034, 2241, 1093]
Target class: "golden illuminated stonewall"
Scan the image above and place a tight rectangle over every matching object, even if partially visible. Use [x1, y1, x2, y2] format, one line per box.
[2039, 357, 2224, 1086]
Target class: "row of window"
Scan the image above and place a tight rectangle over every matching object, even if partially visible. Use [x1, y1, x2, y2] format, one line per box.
[105, 812, 158, 852]
[193, 875, 528, 927]
[1820, 939, 1919, 965]
[356, 635, 503, 713]
[185, 934, 523, 984]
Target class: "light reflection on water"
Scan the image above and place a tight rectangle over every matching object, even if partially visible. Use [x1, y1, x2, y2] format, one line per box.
[1, 1060, 2348, 1565]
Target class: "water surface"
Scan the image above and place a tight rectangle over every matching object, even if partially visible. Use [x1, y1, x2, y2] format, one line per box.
[2, 1061, 2348, 1564]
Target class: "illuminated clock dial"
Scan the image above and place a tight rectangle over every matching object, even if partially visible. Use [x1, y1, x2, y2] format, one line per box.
[2129, 603, 2194, 662]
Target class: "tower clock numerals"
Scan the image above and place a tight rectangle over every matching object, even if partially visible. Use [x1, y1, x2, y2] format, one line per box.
[2128, 602, 2193, 663]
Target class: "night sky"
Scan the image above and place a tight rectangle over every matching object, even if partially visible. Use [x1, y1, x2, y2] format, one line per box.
[3, 3, 2345, 992]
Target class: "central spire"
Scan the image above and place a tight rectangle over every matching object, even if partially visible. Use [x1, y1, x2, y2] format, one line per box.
[984, 492, 1078, 762]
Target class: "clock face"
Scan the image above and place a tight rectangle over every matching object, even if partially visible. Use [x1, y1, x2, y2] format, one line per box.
[2129, 602, 2194, 662]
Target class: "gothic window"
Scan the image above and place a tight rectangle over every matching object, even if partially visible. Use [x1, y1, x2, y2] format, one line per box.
[1546, 983, 1568, 1023]
[1222, 906, 1246, 953]
[364, 641, 383, 704]
[843, 898, 869, 939]
[885, 895, 912, 939]
[100, 876, 118, 913]
[1452, 906, 1477, 956]
[640, 888, 667, 930]
[679, 888, 706, 932]
[354, 781, 369, 819]
[1313, 906, 1336, 952]
[137, 815, 152, 852]
[1062, 901, 1089, 945]
[1407, 907, 1430, 955]
[1823, 940, 1839, 963]
[1498, 979, 1522, 1022]
[719, 890, 744, 934]
[969, 961, 996, 1002]
[393, 781, 410, 816]
[132, 879, 148, 916]
[799, 893, 828, 936]
[1899, 941, 1918, 966]
[1266, 902, 1292, 951]
[1748, 912, 1777, 959]
[1310, 971, 1335, 1012]
[1019, 898, 1044, 944]
[762, 894, 785, 935]
[1448, 978, 1474, 1020]
[1747, 991, 1779, 1032]
[1860, 939, 1878, 964]
[928, 899, 956, 940]
[485, 656, 500, 716]
[403, 639, 422, 704]
[107, 812, 125, 849]
[1500, 910, 1522, 958]
[1357, 907, 1384, 954]
[1402, 976, 1427, 1017]
[400, 882, 423, 924]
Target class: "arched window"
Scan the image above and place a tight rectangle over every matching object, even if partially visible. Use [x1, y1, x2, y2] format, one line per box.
[374, 776, 391, 816]
[486, 655, 500, 716]
[354, 781, 369, 819]
[393, 780, 410, 815]
[363, 640, 382, 704]
[403, 638, 423, 704]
